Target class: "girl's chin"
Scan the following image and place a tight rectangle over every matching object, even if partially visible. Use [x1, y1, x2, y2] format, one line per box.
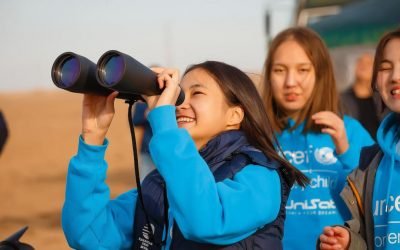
[386, 103, 400, 113]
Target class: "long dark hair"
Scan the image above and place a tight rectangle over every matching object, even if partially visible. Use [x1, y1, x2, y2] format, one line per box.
[261, 27, 341, 133]
[184, 61, 308, 187]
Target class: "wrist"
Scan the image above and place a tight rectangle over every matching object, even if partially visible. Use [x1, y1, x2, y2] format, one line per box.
[336, 141, 349, 155]
[82, 131, 106, 145]
[335, 137, 350, 155]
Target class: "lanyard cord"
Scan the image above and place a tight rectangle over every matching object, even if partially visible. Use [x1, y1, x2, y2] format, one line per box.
[126, 100, 168, 249]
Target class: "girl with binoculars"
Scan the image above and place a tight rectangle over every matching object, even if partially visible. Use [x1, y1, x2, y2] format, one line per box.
[61, 61, 307, 249]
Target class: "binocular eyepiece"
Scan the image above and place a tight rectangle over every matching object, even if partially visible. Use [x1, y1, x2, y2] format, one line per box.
[51, 50, 185, 105]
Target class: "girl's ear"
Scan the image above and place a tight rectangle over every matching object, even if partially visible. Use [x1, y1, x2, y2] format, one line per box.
[227, 106, 244, 127]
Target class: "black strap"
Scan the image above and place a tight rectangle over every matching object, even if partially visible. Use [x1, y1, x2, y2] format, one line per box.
[127, 101, 168, 249]
[127, 101, 155, 249]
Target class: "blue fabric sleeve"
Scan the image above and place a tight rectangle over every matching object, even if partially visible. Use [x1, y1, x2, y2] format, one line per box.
[147, 105, 281, 245]
[62, 136, 138, 250]
[335, 116, 375, 170]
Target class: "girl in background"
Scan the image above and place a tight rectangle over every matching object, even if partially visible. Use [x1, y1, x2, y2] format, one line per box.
[62, 61, 308, 249]
[319, 28, 400, 250]
[261, 27, 374, 250]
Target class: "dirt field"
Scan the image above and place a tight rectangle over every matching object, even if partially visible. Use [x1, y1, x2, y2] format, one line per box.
[0, 90, 138, 249]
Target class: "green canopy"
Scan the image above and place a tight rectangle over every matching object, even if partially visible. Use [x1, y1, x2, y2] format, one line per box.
[309, 0, 400, 47]
[303, 0, 359, 8]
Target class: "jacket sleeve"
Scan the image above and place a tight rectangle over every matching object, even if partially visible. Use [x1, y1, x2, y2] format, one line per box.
[317, 144, 381, 250]
[335, 116, 375, 171]
[147, 105, 281, 245]
[345, 223, 368, 250]
[316, 223, 367, 250]
[341, 179, 367, 249]
[316, 183, 367, 250]
[342, 144, 381, 250]
[335, 151, 372, 250]
[62, 136, 138, 250]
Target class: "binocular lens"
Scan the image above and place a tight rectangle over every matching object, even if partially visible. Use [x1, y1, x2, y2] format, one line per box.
[52, 50, 184, 105]
[58, 56, 80, 87]
[102, 55, 125, 86]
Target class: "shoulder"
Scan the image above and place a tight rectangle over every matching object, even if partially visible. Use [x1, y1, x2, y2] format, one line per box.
[236, 147, 281, 170]
[239, 164, 279, 176]
[234, 148, 290, 187]
[346, 144, 381, 195]
[343, 115, 360, 125]
[343, 115, 375, 147]
[358, 144, 382, 171]
[231, 164, 281, 189]
[343, 115, 368, 131]
[346, 144, 381, 177]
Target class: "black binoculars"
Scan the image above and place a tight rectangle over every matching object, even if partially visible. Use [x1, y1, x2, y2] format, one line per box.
[51, 50, 185, 105]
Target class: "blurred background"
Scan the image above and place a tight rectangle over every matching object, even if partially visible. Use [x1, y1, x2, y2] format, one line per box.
[0, 0, 398, 248]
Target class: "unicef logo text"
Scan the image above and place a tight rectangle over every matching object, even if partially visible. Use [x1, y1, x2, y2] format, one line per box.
[373, 195, 400, 216]
[314, 147, 337, 165]
[282, 146, 338, 165]
[286, 199, 336, 210]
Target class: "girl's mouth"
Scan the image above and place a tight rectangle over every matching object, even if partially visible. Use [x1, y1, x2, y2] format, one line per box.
[176, 116, 195, 123]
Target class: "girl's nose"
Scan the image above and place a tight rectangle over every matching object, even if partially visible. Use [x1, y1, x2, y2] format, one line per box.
[284, 70, 297, 87]
[391, 65, 400, 83]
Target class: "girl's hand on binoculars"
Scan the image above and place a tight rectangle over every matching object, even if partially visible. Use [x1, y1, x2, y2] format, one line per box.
[143, 67, 181, 111]
[81, 91, 118, 145]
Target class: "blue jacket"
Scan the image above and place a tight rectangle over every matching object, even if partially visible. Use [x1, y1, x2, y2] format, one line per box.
[320, 112, 400, 250]
[372, 112, 400, 250]
[62, 105, 283, 250]
[278, 116, 374, 250]
[134, 130, 290, 250]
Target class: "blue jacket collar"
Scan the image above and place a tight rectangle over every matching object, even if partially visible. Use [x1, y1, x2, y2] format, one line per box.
[199, 130, 249, 166]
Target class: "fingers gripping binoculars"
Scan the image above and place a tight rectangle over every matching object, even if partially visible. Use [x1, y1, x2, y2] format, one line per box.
[51, 50, 185, 105]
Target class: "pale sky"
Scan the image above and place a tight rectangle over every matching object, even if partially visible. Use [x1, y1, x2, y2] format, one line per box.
[0, 0, 296, 91]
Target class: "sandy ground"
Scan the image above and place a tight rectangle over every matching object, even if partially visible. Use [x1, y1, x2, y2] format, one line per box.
[0, 90, 138, 249]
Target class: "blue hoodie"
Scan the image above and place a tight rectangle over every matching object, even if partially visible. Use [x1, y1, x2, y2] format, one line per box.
[278, 116, 374, 250]
[373, 112, 400, 250]
[62, 105, 281, 249]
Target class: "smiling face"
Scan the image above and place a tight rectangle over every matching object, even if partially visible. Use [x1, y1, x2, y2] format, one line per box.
[176, 68, 242, 149]
[376, 38, 400, 113]
[270, 40, 316, 120]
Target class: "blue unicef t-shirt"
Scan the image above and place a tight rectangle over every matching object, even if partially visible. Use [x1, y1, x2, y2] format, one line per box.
[279, 116, 374, 250]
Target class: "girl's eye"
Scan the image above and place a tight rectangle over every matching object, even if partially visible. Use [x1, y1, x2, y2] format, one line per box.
[379, 66, 392, 71]
[273, 68, 284, 73]
[192, 91, 204, 96]
[379, 63, 392, 71]
[298, 68, 311, 74]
